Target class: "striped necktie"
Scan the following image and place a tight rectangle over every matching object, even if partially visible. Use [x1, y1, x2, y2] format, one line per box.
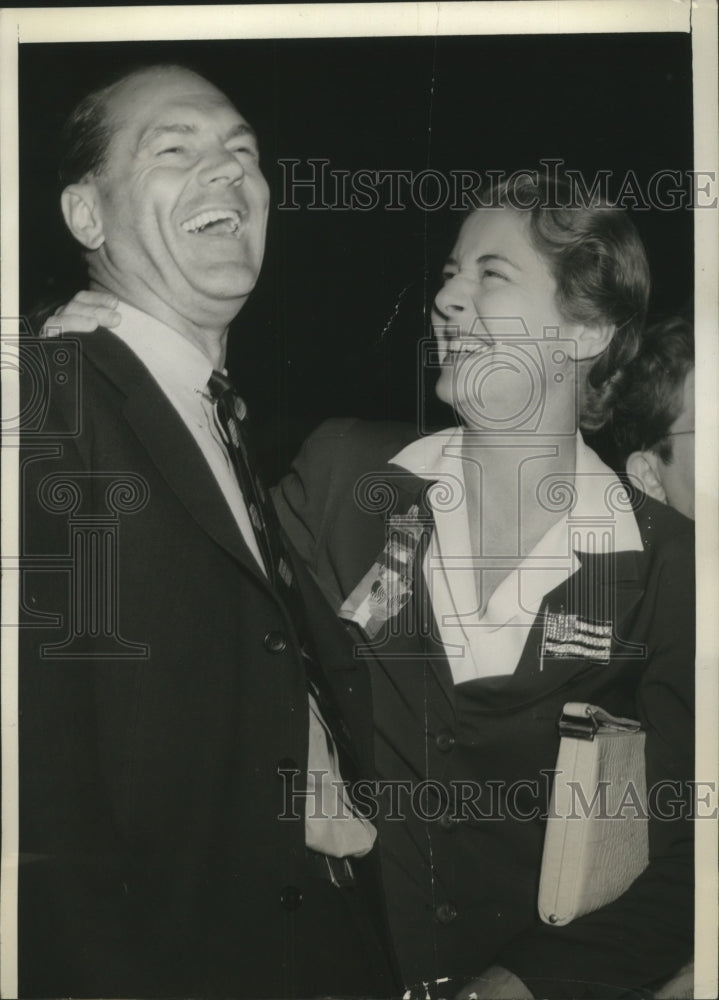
[207, 370, 356, 768]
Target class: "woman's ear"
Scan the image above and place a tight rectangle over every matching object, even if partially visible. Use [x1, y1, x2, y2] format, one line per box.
[61, 183, 105, 251]
[570, 323, 616, 361]
[626, 450, 668, 504]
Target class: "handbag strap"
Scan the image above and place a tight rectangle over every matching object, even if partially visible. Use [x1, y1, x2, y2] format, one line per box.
[559, 702, 642, 741]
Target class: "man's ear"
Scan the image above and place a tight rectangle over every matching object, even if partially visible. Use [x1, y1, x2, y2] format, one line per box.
[569, 323, 616, 361]
[60, 183, 105, 250]
[625, 450, 667, 504]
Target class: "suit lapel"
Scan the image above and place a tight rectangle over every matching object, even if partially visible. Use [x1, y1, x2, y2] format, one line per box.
[344, 470, 456, 714]
[411, 482, 456, 710]
[512, 545, 646, 695]
[83, 330, 272, 590]
[543, 548, 645, 649]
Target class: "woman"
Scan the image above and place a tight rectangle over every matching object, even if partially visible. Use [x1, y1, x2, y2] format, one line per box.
[50, 177, 694, 999]
[273, 177, 694, 999]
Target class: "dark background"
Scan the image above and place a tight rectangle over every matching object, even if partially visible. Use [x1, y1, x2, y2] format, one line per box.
[19, 33, 694, 480]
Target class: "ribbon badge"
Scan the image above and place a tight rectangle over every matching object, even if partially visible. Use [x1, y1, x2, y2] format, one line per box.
[339, 505, 425, 639]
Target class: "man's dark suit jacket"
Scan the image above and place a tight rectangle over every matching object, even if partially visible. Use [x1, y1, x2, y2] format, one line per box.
[274, 417, 696, 1000]
[18, 333, 394, 998]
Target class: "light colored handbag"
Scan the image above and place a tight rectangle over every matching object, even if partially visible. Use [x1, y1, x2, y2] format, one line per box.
[538, 702, 649, 926]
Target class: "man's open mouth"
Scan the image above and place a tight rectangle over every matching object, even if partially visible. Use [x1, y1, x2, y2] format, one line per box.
[181, 209, 243, 237]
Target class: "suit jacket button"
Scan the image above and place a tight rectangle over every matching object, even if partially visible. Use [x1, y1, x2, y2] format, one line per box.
[435, 902, 457, 924]
[435, 731, 456, 753]
[264, 630, 287, 654]
[438, 812, 458, 832]
[280, 885, 303, 910]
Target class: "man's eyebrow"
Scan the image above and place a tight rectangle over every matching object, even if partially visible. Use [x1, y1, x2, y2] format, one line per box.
[137, 121, 258, 150]
[137, 123, 198, 150]
[226, 122, 258, 143]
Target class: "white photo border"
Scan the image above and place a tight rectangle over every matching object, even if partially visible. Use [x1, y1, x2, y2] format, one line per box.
[1, 4, 716, 998]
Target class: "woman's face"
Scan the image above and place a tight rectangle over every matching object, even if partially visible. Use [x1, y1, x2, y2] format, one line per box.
[432, 207, 582, 431]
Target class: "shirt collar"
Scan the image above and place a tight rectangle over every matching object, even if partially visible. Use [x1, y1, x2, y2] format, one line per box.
[110, 301, 215, 396]
[391, 426, 462, 480]
[390, 426, 643, 556]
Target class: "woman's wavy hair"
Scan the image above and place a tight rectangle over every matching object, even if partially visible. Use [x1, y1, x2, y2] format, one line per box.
[494, 174, 651, 431]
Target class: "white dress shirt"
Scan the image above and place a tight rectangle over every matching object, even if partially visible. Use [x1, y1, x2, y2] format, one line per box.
[111, 302, 375, 857]
[391, 427, 644, 685]
[110, 302, 266, 570]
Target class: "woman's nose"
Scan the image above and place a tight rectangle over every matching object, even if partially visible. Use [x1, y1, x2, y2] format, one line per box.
[434, 277, 469, 319]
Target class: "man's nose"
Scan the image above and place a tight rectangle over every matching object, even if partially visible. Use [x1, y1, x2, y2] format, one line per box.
[197, 147, 245, 186]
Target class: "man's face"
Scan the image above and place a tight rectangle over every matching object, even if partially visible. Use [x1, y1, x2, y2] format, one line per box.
[657, 368, 695, 519]
[89, 68, 269, 327]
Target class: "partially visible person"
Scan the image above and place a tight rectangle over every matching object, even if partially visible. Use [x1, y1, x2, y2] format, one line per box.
[612, 314, 694, 519]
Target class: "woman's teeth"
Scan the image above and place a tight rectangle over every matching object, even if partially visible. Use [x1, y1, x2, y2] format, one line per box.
[446, 339, 492, 356]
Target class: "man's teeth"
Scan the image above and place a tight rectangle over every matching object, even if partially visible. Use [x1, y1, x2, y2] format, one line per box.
[181, 209, 242, 235]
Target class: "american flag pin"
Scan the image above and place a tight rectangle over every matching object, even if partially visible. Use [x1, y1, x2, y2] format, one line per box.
[541, 612, 612, 664]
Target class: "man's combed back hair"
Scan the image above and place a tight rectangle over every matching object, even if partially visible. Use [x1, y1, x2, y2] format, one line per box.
[495, 174, 651, 432]
[59, 64, 197, 188]
[611, 314, 694, 465]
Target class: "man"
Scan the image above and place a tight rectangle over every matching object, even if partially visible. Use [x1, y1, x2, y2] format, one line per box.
[19, 65, 397, 998]
[612, 314, 695, 519]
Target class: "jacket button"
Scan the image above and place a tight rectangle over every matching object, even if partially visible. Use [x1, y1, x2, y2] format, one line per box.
[264, 630, 287, 654]
[435, 731, 456, 753]
[435, 902, 457, 924]
[438, 812, 458, 832]
[277, 757, 299, 777]
[280, 885, 303, 910]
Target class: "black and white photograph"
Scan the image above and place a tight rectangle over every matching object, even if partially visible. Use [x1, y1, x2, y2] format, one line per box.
[1, 3, 717, 998]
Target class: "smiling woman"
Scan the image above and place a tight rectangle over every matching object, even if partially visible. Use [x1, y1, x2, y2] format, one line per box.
[274, 174, 695, 998]
[432, 176, 649, 439]
[426, 176, 651, 584]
